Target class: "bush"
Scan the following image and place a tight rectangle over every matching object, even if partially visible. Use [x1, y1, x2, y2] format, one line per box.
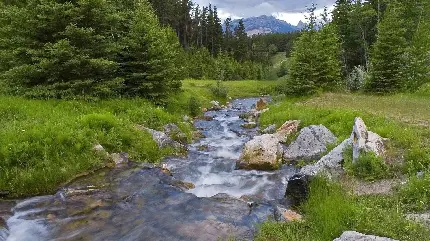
[346, 65, 367, 92]
[188, 96, 201, 117]
[210, 80, 228, 98]
[277, 60, 289, 78]
[344, 146, 389, 181]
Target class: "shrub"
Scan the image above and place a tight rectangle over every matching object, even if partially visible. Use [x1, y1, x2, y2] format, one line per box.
[346, 65, 367, 92]
[188, 96, 201, 117]
[210, 80, 228, 98]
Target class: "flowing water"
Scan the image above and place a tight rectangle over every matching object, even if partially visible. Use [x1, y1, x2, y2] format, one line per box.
[0, 98, 297, 241]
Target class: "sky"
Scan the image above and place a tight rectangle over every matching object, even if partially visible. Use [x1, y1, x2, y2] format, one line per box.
[194, 0, 336, 25]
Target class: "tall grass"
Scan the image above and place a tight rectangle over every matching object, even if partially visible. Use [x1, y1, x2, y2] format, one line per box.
[0, 96, 190, 197]
[257, 177, 430, 241]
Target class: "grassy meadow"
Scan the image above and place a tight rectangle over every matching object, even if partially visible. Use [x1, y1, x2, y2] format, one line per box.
[257, 90, 430, 241]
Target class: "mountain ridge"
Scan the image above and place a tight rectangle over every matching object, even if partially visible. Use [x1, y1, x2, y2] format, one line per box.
[230, 15, 299, 36]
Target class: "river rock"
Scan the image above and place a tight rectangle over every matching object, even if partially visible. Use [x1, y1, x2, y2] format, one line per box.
[333, 231, 398, 241]
[299, 138, 352, 177]
[164, 123, 188, 144]
[183, 115, 192, 122]
[139, 125, 185, 151]
[406, 212, 430, 227]
[283, 125, 337, 163]
[93, 144, 105, 152]
[241, 122, 257, 129]
[276, 120, 300, 142]
[237, 134, 283, 170]
[261, 124, 277, 134]
[210, 100, 221, 110]
[351, 117, 385, 163]
[256, 98, 267, 111]
[285, 174, 311, 208]
[110, 152, 129, 165]
[275, 206, 303, 222]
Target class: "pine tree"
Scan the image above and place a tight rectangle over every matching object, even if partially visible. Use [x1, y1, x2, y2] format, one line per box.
[120, 0, 182, 102]
[285, 4, 342, 95]
[233, 19, 248, 62]
[367, 2, 407, 93]
[403, 0, 430, 90]
[0, 0, 122, 99]
[285, 4, 319, 95]
[0, 0, 183, 100]
[223, 18, 233, 54]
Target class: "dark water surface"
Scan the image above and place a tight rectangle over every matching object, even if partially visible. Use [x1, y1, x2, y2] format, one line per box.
[1, 98, 296, 241]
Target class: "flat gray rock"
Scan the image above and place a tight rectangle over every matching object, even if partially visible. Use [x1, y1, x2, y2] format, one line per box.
[299, 138, 352, 176]
[283, 125, 337, 162]
[333, 231, 398, 241]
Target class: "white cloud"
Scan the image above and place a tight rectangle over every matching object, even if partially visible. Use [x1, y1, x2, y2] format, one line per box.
[274, 5, 335, 25]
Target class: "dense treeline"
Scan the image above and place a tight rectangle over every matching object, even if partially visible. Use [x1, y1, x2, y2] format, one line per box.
[148, 0, 299, 80]
[284, 0, 430, 95]
[0, 0, 300, 101]
[0, 0, 182, 101]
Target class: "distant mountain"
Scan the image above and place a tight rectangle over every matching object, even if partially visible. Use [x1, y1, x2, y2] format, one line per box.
[230, 15, 299, 36]
[296, 20, 306, 30]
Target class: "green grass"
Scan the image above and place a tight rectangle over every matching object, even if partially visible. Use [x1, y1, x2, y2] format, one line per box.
[302, 92, 430, 127]
[257, 177, 430, 241]
[257, 92, 430, 241]
[343, 147, 391, 181]
[0, 96, 194, 197]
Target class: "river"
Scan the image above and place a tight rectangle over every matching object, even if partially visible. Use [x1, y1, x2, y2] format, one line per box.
[1, 98, 297, 241]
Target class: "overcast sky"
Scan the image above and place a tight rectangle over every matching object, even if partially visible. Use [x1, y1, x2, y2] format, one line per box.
[194, 0, 336, 25]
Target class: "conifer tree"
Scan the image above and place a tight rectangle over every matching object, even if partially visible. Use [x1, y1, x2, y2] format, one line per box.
[233, 19, 248, 62]
[367, 2, 407, 93]
[286, 4, 342, 95]
[403, 0, 430, 90]
[120, 0, 182, 102]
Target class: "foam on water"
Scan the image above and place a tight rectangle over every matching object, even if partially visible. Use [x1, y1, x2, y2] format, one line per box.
[165, 97, 294, 200]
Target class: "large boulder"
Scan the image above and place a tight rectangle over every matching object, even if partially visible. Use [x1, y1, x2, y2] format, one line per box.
[299, 138, 352, 177]
[283, 125, 337, 163]
[237, 134, 283, 170]
[351, 117, 385, 163]
[333, 231, 398, 241]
